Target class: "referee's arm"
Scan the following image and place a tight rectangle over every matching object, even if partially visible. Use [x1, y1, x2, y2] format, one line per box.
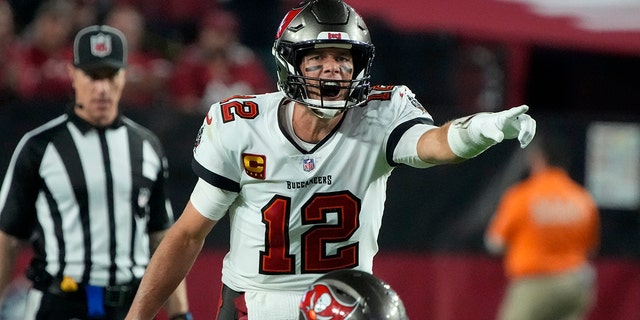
[149, 231, 190, 319]
[0, 231, 21, 308]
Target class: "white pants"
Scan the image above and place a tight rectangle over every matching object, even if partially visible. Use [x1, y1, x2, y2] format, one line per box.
[245, 290, 303, 320]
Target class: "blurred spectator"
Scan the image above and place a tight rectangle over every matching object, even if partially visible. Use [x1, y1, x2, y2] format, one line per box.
[105, 4, 172, 118]
[6, 0, 45, 32]
[452, 42, 506, 116]
[113, 0, 216, 45]
[224, 0, 284, 71]
[11, 0, 74, 105]
[70, 0, 102, 34]
[167, 9, 275, 114]
[8, 0, 102, 38]
[0, 0, 18, 105]
[485, 126, 600, 320]
[0, 0, 20, 181]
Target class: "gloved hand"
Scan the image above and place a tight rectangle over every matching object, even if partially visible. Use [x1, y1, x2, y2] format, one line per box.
[447, 105, 537, 159]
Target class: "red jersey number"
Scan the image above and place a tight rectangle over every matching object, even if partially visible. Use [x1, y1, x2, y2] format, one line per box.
[259, 192, 361, 275]
[220, 96, 259, 123]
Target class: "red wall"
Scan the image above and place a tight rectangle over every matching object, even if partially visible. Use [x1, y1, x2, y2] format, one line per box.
[11, 250, 640, 319]
[181, 250, 640, 320]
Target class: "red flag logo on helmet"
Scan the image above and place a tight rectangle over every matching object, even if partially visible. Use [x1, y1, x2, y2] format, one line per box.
[276, 8, 303, 39]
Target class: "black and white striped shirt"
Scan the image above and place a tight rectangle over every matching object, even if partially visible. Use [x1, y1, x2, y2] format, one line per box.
[0, 109, 174, 287]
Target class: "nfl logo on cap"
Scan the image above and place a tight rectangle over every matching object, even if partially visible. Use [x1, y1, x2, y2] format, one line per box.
[90, 33, 112, 57]
[73, 25, 127, 72]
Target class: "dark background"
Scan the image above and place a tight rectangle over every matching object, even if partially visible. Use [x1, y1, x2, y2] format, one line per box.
[2, 0, 640, 260]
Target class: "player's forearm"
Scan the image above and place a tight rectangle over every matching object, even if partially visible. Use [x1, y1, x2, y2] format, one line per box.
[127, 227, 204, 319]
[417, 122, 464, 164]
[145, 232, 190, 317]
[164, 279, 190, 318]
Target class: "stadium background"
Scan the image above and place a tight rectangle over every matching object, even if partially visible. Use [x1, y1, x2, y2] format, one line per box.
[2, 0, 640, 319]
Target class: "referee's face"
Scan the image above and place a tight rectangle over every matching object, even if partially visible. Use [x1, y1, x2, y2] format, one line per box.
[69, 64, 126, 127]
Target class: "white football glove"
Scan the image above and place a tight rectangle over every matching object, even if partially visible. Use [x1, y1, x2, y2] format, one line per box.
[447, 105, 537, 159]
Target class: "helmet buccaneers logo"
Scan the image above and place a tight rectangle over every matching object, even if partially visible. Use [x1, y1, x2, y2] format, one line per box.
[300, 283, 357, 320]
[299, 270, 409, 320]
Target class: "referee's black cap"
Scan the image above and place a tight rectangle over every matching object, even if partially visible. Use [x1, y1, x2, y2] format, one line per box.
[73, 25, 127, 72]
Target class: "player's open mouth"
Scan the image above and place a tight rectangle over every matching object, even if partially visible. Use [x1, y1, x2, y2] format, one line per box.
[320, 82, 341, 97]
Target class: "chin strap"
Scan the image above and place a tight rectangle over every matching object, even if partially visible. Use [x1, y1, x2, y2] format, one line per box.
[308, 107, 344, 119]
[304, 99, 348, 119]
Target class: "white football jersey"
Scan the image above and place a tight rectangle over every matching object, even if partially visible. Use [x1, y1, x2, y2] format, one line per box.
[193, 85, 435, 292]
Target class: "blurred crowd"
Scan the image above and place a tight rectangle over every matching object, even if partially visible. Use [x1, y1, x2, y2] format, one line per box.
[0, 0, 508, 215]
[0, 0, 294, 211]
[0, 0, 285, 114]
[0, 0, 509, 114]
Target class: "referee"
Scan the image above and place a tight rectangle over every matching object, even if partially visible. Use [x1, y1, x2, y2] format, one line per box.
[0, 25, 191, 320]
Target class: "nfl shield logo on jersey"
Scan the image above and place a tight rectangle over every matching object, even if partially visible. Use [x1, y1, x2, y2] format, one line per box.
[90, 33, 112, 57]
[303, 158, 315, 172]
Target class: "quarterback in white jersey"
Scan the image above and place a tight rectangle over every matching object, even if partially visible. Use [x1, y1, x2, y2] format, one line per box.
[126, 1, 536, 319]
[193, 85, 435, 292]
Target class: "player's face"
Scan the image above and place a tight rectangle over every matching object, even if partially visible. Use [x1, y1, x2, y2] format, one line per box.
[299, 48, 354, 101]
[69, 65, 126, 127]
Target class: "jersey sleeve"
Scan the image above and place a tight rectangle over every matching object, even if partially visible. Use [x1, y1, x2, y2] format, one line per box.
[0, 136, 41, 239]
[377, 85, 437, 167]
[393, 124, 438, 168]
[190, 178, 238, 221]
[192, 102, 242, 193]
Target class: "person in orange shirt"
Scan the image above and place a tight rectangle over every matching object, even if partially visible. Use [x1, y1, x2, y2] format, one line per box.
[485, 127, 600, 320]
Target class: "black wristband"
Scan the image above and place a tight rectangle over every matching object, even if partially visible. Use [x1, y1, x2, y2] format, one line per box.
[169, 312, 193, 320]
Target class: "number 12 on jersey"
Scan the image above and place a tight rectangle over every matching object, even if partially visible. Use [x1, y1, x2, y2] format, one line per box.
[259, 191, 361, 274]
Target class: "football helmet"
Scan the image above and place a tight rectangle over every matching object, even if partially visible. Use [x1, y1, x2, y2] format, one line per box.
[273, 0, 375, 118]
[299, 270, 409, 320]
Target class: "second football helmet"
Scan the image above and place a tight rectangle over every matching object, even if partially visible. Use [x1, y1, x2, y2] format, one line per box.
[299, 270, 409, 320]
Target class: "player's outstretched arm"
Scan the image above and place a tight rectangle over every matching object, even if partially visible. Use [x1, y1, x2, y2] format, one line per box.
[126, 202, 217, 320]
[417, 105, 536, 163]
